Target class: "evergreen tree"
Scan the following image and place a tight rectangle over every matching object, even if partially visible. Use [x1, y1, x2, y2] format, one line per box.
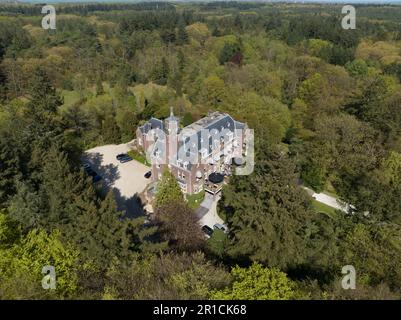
[220, 147, 315, 269]
[27, 68, 63, 120]
[8, 181, 44, 232]
[152, 57, 169, 86]
[79, 191, 129, 266]
[176, 23, 189, 45]
[170, 71, 183, 97]
[95, 79, 104, 96]
[219, 42, 242, 65]
[102, 115, 121, 144]
[177, 50, 186, 72]
[155, 169, 183, 208]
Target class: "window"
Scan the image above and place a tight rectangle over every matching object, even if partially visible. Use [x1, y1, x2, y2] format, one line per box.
[201, 148, 208, 159]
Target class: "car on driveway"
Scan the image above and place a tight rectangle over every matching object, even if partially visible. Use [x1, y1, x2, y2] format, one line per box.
[116, 153, 133, 163]
[92, 174, 102, 183]
[81, 163, 102, 183]
[213, 223, 227, 233]
[85, 167, 96, 177]
[81, 163, 91, 170]
[202, 225, 214, 237]
[144, 171, 152, 179]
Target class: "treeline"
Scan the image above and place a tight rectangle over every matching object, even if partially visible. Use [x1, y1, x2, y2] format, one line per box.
[0, 2, 175, 15]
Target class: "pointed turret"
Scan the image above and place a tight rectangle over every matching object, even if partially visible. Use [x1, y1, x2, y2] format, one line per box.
[165, 106, 179, 134]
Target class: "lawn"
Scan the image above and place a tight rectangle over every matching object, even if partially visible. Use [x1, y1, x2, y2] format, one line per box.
[61, 90, 82, 108]
[186, 190, 205, 209]
[127, 150, 151, 167]
[207, 229, 228, 258]
[312, 199, 338, 219]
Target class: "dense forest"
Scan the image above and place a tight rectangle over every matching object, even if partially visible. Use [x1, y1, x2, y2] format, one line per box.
[0, 2, 400, 299]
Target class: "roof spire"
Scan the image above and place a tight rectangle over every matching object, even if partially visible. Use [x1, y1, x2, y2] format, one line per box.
[170, 106, 174, 117]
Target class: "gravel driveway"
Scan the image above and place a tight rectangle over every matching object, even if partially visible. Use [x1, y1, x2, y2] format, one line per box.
[197, 193, 224, 228]
[82, 140, 151, 218]
[302, 186, 349, 212]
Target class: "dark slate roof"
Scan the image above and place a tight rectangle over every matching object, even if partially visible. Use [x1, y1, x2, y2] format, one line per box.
[235, 121, 245, 130]
[139, 117, 164, 134]
[179, 113, 239, 156]
[149, 118, 164, 130]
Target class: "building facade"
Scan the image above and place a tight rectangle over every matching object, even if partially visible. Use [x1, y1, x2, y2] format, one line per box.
[136, 108, 247, 195]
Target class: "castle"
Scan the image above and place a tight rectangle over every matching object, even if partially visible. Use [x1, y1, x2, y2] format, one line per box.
[136, 108, 247, 195]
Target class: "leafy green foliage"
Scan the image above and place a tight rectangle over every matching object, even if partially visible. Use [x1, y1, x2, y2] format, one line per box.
[210, 263, 296, 300]
[0, 219, 79, 299]
[155, 169, 183, 208]
[219, 41, 242, 65]
[104, 252, 231, 300]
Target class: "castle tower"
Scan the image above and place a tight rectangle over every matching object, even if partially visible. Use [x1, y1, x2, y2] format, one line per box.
[165, 106, 179, 134]
[165, 107, 179, 165]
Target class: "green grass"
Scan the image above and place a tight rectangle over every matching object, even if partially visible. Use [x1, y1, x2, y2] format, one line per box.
[61, 90, 82, 108]
[186, 190, 205, 209]
[127, 150, 151, 167]
[207, 229, 228, 257]
[312, 199, 338, 219]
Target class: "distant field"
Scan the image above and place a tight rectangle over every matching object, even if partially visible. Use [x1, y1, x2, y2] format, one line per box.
[61, 90, 81, 108]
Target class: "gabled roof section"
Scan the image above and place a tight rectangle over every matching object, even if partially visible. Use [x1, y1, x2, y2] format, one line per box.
[139, 117, 164, 134]
[178, 112, 238, 156]
[235, 120, 245, 130]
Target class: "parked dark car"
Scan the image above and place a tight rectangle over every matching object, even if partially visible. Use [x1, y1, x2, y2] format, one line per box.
[85, 167, 96, 177]
[202, 225, 214, 237]
[92, 174, 102, 183]
[120, 156, 133, 163]
[144, 171, 152, 179]
[81, 163, 91, 170]
[116, 153, 133, 163]
[82, 164, 102, 182]
[213, 223, 227, 233]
